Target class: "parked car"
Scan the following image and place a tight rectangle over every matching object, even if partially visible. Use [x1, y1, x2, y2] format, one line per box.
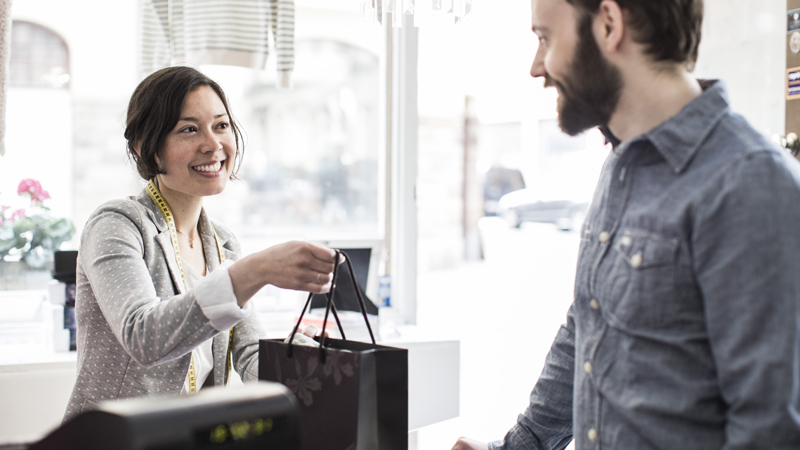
[497, 188, 588, 231]
[482, 166, 526, 216]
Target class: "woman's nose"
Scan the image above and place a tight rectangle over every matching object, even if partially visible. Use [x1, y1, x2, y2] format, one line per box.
[200, 128, 222, 152]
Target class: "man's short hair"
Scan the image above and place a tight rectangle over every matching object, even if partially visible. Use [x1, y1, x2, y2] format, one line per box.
[565, 0, 703, 67]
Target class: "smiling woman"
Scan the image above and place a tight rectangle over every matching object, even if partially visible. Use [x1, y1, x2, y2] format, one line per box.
[63, 66, 339, 422]
[125, 67, 243, 187]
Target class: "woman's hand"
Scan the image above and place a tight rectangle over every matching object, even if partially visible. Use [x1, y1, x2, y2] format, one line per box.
[228, 241, 339, 307]
[256, 241, 338, 293]
[284, 324, 326, 347]
[297, 323, 322, 338]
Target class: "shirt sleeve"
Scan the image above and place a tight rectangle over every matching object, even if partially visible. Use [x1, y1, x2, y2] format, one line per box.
[193, 259, 249, 331]
[489, 304, 576, 450]
[692, 150, 800, 448]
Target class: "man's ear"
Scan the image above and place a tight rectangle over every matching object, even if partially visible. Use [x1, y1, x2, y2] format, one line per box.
[594, 0, 625, 54]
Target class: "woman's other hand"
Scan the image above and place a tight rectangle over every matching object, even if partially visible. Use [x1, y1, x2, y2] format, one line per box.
[228, 241, 339, 307]
[284, 324, 325, 347]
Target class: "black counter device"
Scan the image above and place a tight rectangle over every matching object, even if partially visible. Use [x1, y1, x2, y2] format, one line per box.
[27, 382, 300, 450]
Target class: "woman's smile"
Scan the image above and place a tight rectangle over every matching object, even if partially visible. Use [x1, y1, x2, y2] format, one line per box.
[192, 159, 224, 174]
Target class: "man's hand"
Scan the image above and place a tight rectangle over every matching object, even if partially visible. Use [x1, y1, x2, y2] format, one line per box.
[451, 437, 489, 450]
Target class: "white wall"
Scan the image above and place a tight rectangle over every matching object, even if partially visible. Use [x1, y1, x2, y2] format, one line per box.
[695, 0, 786, 138]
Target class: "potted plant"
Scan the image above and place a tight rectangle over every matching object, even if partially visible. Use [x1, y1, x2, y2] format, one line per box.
[0, 179, 75, 286]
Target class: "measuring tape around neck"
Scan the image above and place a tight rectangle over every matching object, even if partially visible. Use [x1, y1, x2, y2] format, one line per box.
[146, 179, 235, 393]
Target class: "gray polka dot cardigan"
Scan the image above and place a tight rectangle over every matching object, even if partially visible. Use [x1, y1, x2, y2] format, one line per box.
[63, 188, 265, 421]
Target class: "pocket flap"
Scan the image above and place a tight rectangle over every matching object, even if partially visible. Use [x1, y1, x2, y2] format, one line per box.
[614, 230, 677, 269]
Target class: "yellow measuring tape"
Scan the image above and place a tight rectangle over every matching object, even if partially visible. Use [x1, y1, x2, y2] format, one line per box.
[147, 179, 235, 394]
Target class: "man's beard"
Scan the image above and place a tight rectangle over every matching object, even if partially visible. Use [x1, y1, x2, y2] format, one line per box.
[548, 13, 623, 136]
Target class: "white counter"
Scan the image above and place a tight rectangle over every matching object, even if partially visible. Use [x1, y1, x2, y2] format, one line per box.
[0, 322, 459, 444]
[0, 357, 78, 444]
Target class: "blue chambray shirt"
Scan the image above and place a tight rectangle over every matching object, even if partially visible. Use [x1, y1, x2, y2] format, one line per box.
[490, 80, 800, 450]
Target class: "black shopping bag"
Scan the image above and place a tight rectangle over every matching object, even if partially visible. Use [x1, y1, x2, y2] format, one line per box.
[259, 251, 408, 450]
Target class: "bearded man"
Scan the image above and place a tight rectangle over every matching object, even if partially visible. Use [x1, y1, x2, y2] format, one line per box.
[453, 0, 800, 449]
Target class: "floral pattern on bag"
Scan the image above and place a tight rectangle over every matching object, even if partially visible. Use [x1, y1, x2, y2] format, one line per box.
[323, 350, 355, 386]
[285, 356, 322, 406]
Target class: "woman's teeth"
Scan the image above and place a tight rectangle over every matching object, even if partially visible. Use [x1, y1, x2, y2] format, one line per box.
[193, 161, 222, 173]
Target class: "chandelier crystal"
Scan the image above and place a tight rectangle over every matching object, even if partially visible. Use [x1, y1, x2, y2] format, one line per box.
[360, 0, 474, 27]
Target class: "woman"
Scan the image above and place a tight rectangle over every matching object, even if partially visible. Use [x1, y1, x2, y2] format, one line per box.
[64, 66, 337, 421]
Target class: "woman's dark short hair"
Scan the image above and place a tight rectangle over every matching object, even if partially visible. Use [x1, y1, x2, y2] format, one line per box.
[124, 66, 245, 181]
[566, 0, 703, 67]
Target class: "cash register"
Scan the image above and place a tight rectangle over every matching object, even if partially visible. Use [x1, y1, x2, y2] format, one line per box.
[0, 382, 300, 450]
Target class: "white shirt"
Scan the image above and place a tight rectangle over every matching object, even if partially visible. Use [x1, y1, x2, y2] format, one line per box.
[179, 258, 246, 393]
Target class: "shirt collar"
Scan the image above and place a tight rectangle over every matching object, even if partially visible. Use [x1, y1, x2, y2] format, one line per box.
[634, 79, 730, 173]
[599, 126, 621, 149]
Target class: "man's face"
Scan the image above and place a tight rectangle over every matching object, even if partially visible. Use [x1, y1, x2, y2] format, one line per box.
[530, 0, 623, 136]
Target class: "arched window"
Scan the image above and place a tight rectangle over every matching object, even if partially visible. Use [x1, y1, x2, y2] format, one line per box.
[9, 20, 70, 89]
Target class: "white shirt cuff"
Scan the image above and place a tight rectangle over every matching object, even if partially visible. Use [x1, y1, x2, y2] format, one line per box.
[194, 259, 248, 331]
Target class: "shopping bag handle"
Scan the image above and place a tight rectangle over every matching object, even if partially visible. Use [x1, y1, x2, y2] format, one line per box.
[287, 250, 377, 361]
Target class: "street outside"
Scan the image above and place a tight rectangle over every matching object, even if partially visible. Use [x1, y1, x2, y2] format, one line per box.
[413, 217, 580, 449]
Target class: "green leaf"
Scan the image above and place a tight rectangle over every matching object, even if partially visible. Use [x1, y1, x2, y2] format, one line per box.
[46, 218, 75, 239]
[13, 235, 28, 250]
[12, 217, 36, 234]
[0, 224, 13, 241]
[0, 239, 16, 255]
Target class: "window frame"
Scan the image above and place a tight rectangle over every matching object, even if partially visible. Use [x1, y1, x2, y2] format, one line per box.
[385, 15, 419, 325]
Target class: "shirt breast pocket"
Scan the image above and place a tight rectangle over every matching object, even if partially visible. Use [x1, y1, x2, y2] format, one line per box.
[600, 229, 678, 329]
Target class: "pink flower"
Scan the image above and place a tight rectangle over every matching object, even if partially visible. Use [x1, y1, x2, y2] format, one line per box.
[17, 179, 51, 205]
[9, 209, 25, 223]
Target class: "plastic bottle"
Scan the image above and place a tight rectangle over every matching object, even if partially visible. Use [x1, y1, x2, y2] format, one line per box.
[377, 248, 391, 308]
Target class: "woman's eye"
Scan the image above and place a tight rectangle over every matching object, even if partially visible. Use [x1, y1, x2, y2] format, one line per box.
[217, 122, 229, 129]
[181, 126, 197, 133]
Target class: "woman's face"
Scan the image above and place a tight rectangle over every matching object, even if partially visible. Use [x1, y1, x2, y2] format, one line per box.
[155, 85, 236, 203]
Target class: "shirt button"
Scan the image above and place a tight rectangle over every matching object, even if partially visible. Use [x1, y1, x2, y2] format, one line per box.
[584, 361, 593, 374]
[598, 232, 610, 243]
[630, 252, 643, 268]
[588, 428, 598, 442]
[589, 299, 600, 310]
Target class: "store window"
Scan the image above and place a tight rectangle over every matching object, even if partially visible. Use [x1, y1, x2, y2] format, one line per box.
[192, 8, 386, 310]
[227, 39, 380, 238]
[1, 20, 73, 229]
[2, 3, 389, 306]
